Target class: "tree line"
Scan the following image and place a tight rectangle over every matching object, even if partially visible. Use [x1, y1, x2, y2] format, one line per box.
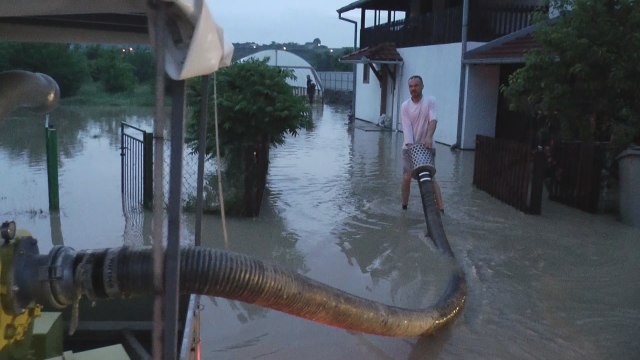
[0, 43, 155, 98]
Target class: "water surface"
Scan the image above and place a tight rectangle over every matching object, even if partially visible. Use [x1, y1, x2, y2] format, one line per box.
[1, 104, 638, 359]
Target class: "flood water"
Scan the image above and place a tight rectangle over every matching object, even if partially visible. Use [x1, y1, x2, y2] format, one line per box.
[1, 104, 639, 359]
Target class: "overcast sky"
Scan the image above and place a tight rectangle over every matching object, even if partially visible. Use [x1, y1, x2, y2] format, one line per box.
[211, 0, 362, 48]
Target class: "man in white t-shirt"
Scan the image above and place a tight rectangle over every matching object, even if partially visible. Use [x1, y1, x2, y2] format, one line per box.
[400, 75, 444, 211]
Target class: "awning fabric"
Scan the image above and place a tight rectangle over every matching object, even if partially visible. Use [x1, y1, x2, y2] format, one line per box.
[0, 0, 234, 79]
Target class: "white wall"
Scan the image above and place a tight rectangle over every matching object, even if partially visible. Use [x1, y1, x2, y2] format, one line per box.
[396, 43, 462, 146]
[352, 42, 502, 148]
[354, 64, 383, 124]
[460, 64, 500, 149]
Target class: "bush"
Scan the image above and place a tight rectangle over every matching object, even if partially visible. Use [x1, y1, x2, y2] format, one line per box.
[0, 43, 88, 97]
[86, 47, 137, 93]
[503, 0, 640, 156]
[187, 59, 311, 216]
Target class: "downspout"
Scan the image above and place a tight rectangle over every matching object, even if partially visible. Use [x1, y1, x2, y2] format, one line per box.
[338, 12, 358, 115]
[395, 62, 404, 131]
[455, 0, 469, 149]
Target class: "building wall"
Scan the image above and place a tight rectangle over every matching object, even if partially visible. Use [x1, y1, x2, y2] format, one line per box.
[352, 42, 503, 149]
[396, 43, 462, 146]
[460, 64, 500, 149]
[354, 64, 384, 124]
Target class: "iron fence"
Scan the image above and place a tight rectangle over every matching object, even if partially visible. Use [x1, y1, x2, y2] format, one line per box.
[120, 122, 153, 211]
[121, 122, 219, 214]
[317, 72, 353, 91]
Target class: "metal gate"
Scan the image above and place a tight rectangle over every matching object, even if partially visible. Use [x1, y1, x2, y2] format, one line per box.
[120, 122, 153, 211]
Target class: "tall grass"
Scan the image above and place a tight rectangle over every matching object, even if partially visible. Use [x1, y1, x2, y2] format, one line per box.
[60, 81, 156, 107]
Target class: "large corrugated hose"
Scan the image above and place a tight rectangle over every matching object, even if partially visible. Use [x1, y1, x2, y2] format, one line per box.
[66, 245, 464, 337]
[2, 69, 465, 337]
[16, 145, 466, 337]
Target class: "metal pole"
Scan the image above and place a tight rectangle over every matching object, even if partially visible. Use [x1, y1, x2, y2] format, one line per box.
[164, 79, 186, 359]
[45, 115, 60, 210]
[143, 131, 154, 210]
[120, 122, 125, 197]
[455, 0, 469, 148]
[338, 13, 358, 114]
[151, 0, 167, 357]
[195, 75, 209, 247]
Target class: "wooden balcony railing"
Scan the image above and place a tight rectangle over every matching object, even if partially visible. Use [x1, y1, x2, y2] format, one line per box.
[360, 4, 540, 49]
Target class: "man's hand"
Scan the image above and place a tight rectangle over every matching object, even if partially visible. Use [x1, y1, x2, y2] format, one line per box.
[424, 137, 433, 148]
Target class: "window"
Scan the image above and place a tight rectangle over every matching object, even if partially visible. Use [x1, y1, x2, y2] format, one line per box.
[363, 64, 370, 84]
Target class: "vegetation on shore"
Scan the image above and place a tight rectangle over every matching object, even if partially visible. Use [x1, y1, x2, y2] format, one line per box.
[186, 59, 312, 217]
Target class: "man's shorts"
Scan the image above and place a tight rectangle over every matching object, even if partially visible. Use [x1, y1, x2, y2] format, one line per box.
[403, 147, 436, 177]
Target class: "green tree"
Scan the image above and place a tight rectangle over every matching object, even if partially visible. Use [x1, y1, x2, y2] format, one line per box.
[86, 47, 137, 93]
[123, 46, 155, 83]
[101, 59, 136, 94]
[1, 43, 88, 97]
[187, 59, 311, 216]
[502, 0, 640, 155]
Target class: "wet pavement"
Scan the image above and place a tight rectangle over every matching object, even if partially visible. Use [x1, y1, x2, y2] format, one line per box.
[1, 104, 639, 359]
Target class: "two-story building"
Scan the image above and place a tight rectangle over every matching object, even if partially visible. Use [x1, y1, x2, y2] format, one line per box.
[337, 0, 543, 149]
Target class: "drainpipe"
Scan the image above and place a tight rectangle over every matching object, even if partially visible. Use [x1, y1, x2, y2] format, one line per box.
[395, 62, 404, 131]
[338, 13, 358, 115]
[455, 0, 469, 149]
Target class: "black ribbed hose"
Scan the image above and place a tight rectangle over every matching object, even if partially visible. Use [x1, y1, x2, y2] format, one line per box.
[78, 244, 465, 337]
[29, 147, 466, 338]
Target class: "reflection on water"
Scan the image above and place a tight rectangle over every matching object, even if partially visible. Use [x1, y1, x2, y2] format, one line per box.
[196, 105, 640, 360]
[1, 104, 639, 359]
[0, 106, 154, 252]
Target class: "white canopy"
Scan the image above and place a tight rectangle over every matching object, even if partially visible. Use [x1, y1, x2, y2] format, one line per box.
[240, 49, 321, 90]
[0, 0, 234, 79]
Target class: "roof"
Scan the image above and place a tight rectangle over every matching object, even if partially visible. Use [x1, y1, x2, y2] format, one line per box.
[464, 24, 541, 64]
[239, 49, 320, 89]
[0, 0, 150, 43]
[340, 42, 403, 64]
[337, 0, 408, 14]
[0, 0, 234, 79]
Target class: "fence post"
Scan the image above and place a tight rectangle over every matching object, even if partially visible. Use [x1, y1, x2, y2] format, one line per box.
[45, 117, 60, 210]
[528, 149, 546, 214]
[143, 131, 154, 210]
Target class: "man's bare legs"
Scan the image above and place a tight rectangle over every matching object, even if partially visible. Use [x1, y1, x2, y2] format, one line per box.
[401, 173, 411, 209]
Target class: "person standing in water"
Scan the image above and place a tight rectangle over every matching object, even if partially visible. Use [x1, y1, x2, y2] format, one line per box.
[306, 74, 316, 104]
[400, 75, 444, 211]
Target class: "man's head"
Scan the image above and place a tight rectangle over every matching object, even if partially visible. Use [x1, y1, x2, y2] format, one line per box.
[408, 75, 423, 101]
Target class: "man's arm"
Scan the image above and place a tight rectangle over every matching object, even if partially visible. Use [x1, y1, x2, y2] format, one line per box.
[401, 104, 414, 147]
[424, 119, 437, 148]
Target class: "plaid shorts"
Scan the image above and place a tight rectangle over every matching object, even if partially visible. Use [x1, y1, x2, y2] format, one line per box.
[403, 147, 436, 176]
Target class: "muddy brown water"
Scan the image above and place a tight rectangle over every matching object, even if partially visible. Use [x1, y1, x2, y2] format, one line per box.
[1, 104, 638, 359]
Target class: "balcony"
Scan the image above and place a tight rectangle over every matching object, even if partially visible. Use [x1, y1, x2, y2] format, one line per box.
[360, 4, 541, 49]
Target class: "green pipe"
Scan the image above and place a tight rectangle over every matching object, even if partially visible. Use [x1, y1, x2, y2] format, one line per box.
[46, 123, 60, 210]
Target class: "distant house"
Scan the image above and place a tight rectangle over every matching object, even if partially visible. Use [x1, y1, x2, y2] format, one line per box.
[337, 0, 544, 149]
